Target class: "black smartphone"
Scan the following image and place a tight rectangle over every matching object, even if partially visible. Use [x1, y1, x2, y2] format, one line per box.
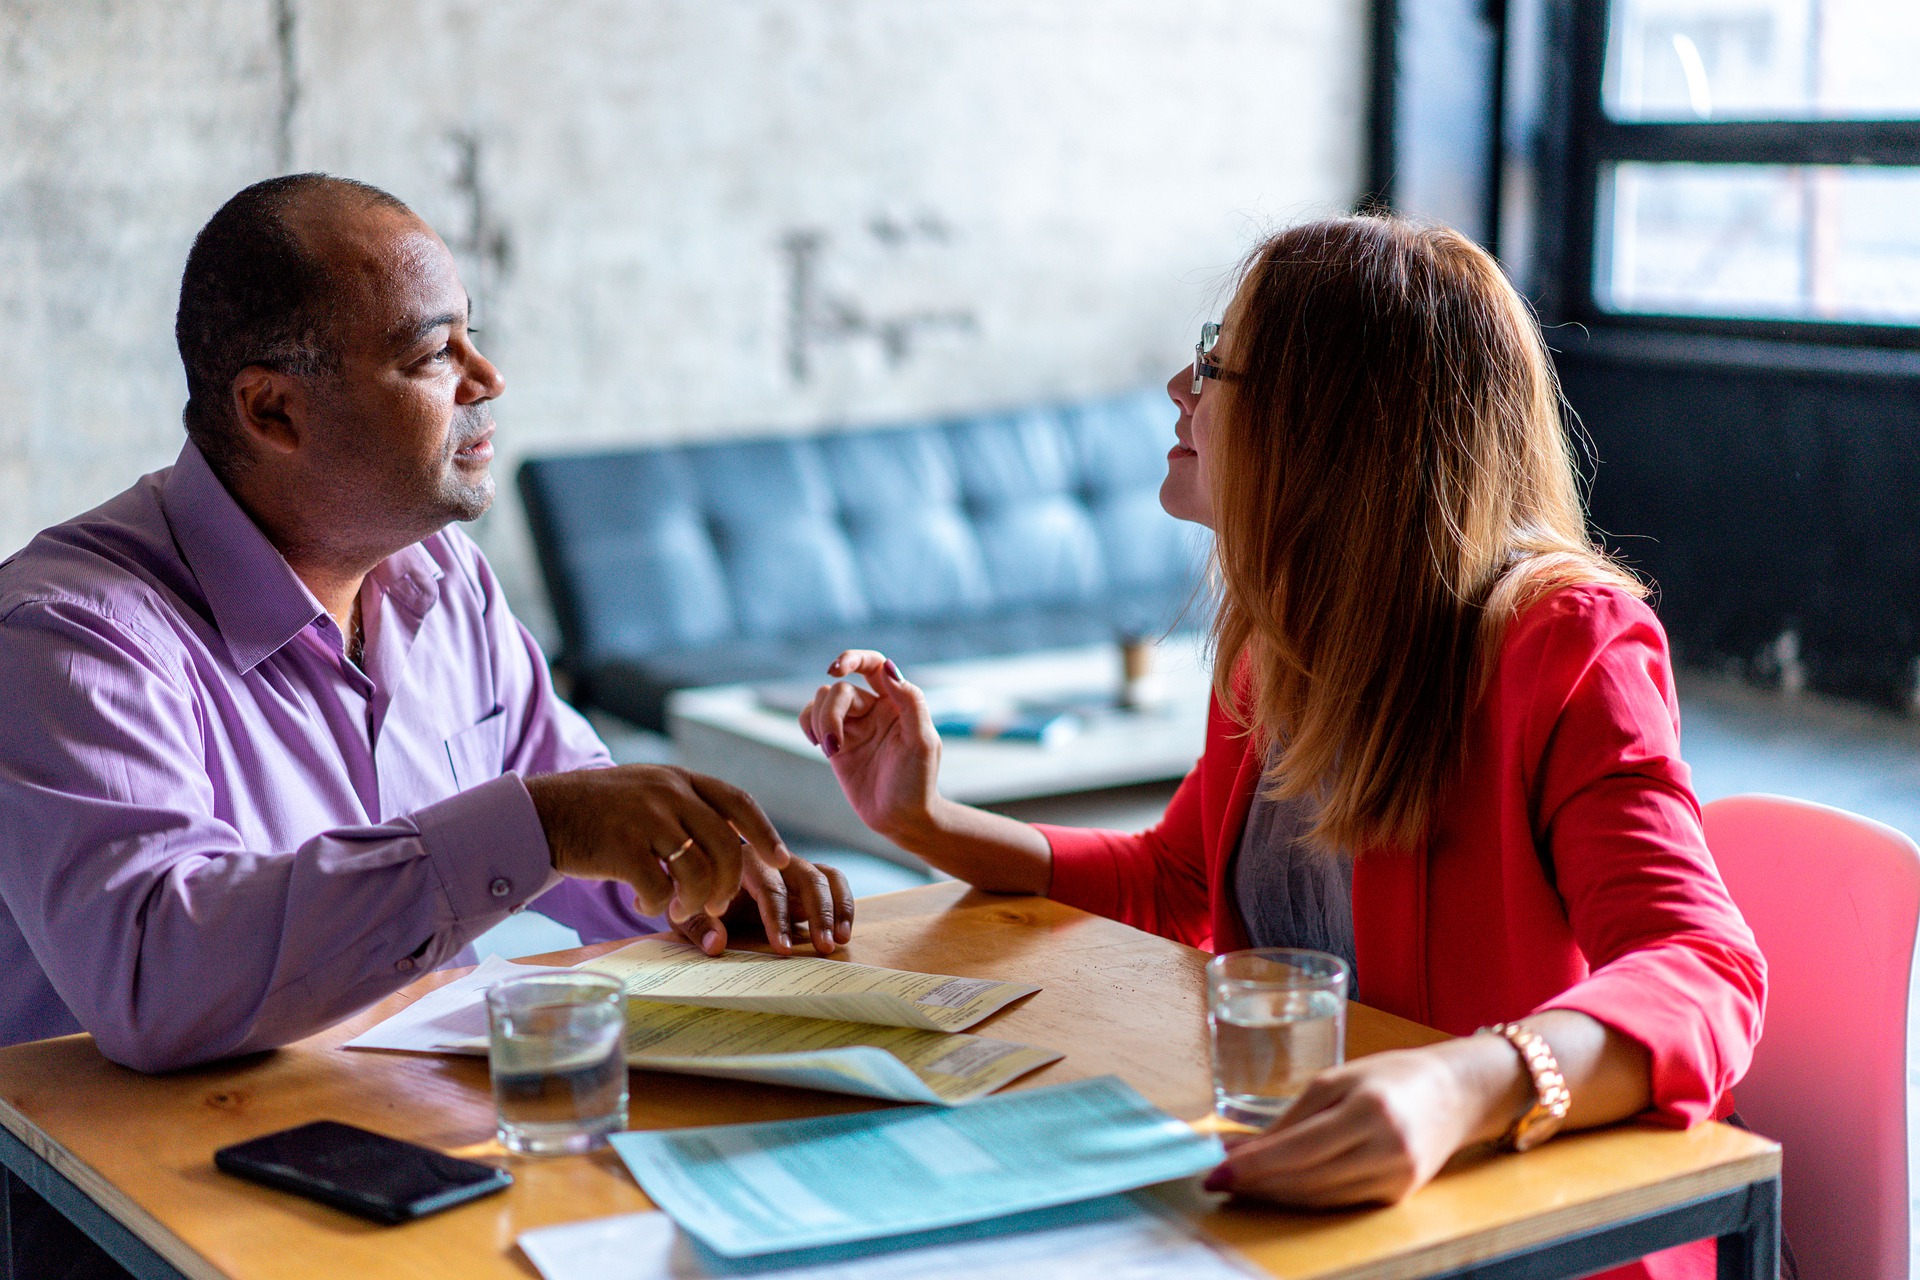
[214, 1120, 513, 1224]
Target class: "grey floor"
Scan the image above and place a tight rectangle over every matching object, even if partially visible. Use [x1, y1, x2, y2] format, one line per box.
[475, 672, 1920, 959]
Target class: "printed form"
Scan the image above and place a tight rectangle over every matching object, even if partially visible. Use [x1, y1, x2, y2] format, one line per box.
[344, 947, 1058, 1104]
[608, 1076, 1226, 1257]
[579, 937, 1038, 1032]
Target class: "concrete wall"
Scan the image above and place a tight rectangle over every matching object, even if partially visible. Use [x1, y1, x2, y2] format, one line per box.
[0, 0, 1370, 638]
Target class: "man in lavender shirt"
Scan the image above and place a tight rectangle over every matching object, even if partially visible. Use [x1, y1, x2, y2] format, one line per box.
[0, 175, 853, 1078]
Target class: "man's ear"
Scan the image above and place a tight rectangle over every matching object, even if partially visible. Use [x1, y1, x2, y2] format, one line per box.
[230, 366, 306, 457]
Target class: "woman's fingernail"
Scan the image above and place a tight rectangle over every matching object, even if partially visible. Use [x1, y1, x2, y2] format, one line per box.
[823, 734, 839, 757]
[701, 930, 720, 951]
[884, 659, 901, 679]
[1203, 1165, 1235, 1193]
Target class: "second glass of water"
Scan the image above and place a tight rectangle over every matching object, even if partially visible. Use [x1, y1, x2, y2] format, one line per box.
[1206, 948, 1348, 1128]
[485, 971, 629, 1156]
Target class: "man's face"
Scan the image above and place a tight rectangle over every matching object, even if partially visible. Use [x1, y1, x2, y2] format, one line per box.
[293, 204, 504, 540]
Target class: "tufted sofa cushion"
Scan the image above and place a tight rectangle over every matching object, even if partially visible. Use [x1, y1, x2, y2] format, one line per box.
[518, 389, 1210, 730]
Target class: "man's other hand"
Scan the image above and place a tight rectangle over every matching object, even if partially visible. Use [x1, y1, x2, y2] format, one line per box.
[524, 765, 791, 923]
[670, 855, 856, 957]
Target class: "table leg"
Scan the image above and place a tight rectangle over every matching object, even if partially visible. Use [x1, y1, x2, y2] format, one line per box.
[0, 1128, 186, 1280]
[1427, 1177, 1780, 1278]
[1716, 1176, 1781, 1280]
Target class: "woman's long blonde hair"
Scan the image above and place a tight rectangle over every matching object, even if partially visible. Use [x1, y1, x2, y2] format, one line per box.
[1207, 217, 1641, 854]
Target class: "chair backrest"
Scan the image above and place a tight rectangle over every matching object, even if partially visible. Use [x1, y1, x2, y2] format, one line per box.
[1704, 794, 1920, 1280]
[516, 389, 1207, 671]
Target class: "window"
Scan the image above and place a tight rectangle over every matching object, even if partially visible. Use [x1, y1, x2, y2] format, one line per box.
[1566, 0, 1920, 340]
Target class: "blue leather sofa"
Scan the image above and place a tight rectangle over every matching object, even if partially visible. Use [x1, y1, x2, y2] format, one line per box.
[517, 388, 1210, 731]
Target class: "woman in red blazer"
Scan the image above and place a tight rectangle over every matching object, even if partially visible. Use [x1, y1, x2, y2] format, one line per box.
[796, 218, 1764, 1280]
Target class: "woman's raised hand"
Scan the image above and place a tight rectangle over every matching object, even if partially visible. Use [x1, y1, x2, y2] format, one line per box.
[799, 651, 942, 842]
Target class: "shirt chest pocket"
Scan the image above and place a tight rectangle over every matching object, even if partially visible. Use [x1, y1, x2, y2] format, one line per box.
[444, 707, 508, 791]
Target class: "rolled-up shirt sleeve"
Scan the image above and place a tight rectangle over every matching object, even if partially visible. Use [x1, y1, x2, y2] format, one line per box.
[0, 600, 558, 1072]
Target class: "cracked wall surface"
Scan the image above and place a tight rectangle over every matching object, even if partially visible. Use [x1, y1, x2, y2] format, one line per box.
[0, 0, 1368, 638]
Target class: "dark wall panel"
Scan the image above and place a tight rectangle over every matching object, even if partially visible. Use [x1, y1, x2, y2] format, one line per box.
[1557, 336, 1920, 706]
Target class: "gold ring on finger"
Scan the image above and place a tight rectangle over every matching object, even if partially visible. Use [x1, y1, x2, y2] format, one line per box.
[666, 837, 695, 863]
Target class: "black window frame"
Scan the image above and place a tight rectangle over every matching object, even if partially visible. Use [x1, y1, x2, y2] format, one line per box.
[1554, 0, 1920, 351]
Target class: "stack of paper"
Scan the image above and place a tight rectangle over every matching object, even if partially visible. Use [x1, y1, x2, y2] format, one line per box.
[345, 939, 1060, 1105]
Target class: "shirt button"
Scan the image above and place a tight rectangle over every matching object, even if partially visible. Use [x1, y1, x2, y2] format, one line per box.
[394, 957, 415, 973]
[490, 877, 513, 898]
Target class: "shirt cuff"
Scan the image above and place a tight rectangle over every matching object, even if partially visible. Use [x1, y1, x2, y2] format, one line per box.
[413, 773, 561, 924]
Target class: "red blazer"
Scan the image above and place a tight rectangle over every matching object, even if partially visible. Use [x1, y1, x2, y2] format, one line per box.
[1041, 586, 1765, 1280]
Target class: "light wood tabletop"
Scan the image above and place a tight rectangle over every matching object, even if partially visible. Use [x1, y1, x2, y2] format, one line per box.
[0, 882, 1779, 1280]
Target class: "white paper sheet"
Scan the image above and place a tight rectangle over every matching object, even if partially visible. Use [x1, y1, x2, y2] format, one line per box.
[517, 1197, 1263, 1280]
[342, 955, 568, 1052]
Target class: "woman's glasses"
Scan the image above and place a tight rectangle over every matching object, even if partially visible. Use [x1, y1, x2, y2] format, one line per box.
[1191, 321, 1224, 395]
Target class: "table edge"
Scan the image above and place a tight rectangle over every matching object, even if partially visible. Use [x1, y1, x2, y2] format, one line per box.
[0, 1090, 227, 1280]
[1280, 1146, 1781, 1280]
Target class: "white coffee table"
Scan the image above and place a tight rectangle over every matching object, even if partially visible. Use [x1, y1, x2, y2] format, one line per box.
[667, 636, 1213, 865]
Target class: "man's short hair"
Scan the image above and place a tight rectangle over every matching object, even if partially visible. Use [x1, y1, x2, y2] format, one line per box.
[174, 173, 409, 477]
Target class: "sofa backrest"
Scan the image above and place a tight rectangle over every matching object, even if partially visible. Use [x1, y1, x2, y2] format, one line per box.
[518, 389, 1208, 671]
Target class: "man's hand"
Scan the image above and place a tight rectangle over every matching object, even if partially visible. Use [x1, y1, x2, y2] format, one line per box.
[524, 765, 791, 923]
[670, 855, 856, 957]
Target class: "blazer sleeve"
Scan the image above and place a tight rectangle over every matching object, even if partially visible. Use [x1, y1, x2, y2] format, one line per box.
[1526, 593, 1767, 1125]
[1036, 697, 1236, 950]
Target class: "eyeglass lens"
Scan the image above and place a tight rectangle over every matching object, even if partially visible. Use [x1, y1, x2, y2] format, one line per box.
[1192, 322, 1221, 394]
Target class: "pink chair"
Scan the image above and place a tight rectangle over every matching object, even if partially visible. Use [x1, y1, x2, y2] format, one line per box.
[1704, 794, 1920, 1280]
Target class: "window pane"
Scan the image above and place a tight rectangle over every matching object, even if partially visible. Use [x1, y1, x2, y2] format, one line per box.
[1605, 0, 1920, 121]
[1596, 162, 1920, 324]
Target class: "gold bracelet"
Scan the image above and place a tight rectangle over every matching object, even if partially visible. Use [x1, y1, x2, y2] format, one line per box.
[1480, 1021, 1572, 1152]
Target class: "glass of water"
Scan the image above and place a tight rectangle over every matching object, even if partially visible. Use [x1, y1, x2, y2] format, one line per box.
[1206, 948, 1349, 1128]
[485, 972, 629, 1156]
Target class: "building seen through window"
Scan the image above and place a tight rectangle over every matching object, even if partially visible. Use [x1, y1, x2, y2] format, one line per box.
[1590, 0, 1920, 327]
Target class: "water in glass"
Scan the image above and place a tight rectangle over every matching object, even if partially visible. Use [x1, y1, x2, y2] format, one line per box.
[488, 975, 628, 1156]
[1209, 986, 1345, 1125]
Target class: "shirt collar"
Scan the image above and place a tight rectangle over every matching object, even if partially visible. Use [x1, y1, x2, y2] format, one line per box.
[366, 537, 446, 621]
[160, 440, 327, 674]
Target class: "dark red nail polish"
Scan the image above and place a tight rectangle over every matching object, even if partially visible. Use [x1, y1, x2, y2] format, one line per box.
[1203, 1166, 1234, 1193]
[884, 659, 901, 679]
[823, 734, 839, 757]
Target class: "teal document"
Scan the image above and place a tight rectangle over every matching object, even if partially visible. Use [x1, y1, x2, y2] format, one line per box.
[608, 1076, 1225, 1257]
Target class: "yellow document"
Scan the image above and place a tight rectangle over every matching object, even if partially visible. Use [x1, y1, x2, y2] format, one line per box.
[343, 953, 1061, 1106]
[577, 937, 1040, 1033]
[614, 1001, 1061, 1105]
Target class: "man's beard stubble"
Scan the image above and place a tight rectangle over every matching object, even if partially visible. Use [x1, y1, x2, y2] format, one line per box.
[436, 402, 496, 523]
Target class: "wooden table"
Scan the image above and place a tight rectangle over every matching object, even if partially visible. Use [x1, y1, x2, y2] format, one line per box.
[0, 884, 1779, 1280]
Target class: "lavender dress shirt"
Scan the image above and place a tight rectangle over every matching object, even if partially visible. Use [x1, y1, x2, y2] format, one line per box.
[0, 441, 665, 1071]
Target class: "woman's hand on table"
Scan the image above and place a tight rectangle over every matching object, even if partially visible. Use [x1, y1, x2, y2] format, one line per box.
[1206, 1012, 1652, 1207]
[1205, 1043, 1512, 1206]
[669, 854, 855, 957]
